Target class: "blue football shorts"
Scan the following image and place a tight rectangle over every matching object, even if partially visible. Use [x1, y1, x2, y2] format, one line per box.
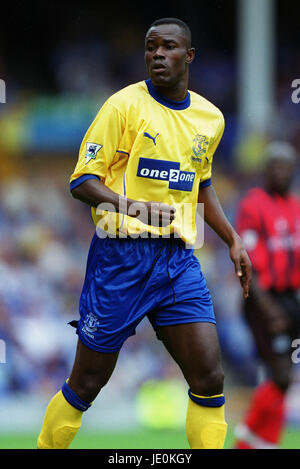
[71, 232, 216, 353]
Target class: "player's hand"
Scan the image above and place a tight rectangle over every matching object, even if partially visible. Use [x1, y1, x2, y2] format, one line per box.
[147, 202, 176, 227]
[128, 201, 176, 227]
[229, 237, 252, 299]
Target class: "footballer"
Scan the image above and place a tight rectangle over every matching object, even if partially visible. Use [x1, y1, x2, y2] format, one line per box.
[37, 18, 251, 449]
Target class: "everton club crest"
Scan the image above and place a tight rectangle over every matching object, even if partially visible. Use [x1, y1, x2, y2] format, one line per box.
[191, 134, 209, 164]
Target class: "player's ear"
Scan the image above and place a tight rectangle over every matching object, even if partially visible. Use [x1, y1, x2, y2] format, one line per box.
[186, 47, 195, 64]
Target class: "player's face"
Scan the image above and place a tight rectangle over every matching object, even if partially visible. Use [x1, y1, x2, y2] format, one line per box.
[266, 159, 294, 195]
[144, 24, 194, 88]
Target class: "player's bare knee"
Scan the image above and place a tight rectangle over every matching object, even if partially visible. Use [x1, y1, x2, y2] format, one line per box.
[69, 374, 105, 403]
[189, 367, 224, 396]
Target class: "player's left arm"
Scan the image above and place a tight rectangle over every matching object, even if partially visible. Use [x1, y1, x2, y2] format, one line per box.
[198, 184, 252, 298]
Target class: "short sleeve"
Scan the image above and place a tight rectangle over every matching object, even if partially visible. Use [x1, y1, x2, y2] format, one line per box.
[199, 114, 225, 188]
[70, 101, 126, 188]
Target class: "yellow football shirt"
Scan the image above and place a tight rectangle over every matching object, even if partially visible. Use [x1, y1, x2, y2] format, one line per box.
[70, 79, 225, 245]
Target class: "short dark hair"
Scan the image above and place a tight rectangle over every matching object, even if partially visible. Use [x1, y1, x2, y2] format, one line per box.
[148, 17, 192, 48]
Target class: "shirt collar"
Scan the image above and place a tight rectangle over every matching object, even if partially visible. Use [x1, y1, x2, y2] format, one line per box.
[145, 79, 191, 110]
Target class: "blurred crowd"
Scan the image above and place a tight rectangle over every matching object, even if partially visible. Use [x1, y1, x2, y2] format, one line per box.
[1, 15, 300, 163]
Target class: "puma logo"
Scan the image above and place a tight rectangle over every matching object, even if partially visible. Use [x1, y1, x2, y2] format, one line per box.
[144, 132, 159, 145]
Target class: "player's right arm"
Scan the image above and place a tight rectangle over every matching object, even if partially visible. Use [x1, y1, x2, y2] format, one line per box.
[72, 178, 175, 227]
[70, 99, 175, 227]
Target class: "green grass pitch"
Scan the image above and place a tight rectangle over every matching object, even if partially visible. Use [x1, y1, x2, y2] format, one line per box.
[0, 427, 299, 449]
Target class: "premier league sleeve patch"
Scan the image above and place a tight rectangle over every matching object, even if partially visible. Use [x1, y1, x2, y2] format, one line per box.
[85, 142, 103, 164]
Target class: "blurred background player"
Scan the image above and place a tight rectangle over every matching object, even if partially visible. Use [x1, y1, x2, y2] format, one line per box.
[234, 141, 300, 449]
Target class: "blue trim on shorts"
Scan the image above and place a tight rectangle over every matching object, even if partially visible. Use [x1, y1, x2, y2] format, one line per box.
[76, 326, 125, 354]
[152, 317, 216, 329]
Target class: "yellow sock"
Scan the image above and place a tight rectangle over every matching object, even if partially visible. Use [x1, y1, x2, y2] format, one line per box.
[186, 392, 227, 449]
[37, 390, 83, 449]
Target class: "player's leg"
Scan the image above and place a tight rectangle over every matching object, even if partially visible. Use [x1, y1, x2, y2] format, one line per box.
[234, 295, 293, 449]
[67, 338, 119, 402]
[156, 321, 227, 449]
[37, 233, 146, 449]
[235, 354, 290, 449]
[38, 235, 177, 449]
[37, 339, 119, 449]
